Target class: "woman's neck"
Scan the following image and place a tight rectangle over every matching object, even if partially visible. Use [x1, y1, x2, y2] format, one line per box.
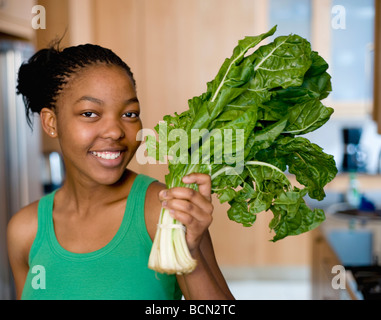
[55, 169, 136, 217]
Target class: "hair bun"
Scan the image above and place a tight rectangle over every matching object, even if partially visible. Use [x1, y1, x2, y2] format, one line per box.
[17, 41, 136, 128]
[17, 48, 60, 124]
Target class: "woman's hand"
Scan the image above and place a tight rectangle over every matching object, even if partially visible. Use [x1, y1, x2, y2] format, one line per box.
[158, 173, 234, 300]
[158, 173, 213, 253]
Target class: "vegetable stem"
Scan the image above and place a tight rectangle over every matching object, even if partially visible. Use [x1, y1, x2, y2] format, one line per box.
[211, 161, 288, 181]
[148, 165, 200, 275]
[148, 207, 197, 274]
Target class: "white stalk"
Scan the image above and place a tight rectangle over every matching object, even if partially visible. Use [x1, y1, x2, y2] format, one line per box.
[148, 207, 197, 274]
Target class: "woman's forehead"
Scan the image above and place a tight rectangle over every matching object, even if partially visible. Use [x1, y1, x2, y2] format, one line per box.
[56, 64, 137, 105]
[64, 64, 135, 93]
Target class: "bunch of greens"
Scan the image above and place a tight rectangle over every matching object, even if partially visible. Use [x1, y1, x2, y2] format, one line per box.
[147, 26, 337, 274]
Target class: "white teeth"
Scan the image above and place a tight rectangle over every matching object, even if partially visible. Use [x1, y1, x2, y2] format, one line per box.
[91, 151, 121, 160]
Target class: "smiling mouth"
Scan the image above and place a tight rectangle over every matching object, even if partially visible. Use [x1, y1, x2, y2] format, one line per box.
[90, 151, 122, 160]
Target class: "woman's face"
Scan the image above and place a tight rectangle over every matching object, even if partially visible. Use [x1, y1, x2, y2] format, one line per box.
[54, 64, 142, 186]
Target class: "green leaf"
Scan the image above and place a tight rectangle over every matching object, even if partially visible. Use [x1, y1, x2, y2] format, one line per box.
[153, 26, 337, 243]
[227, 199, 256, 227]
[271, 201, 326, 242]
[245, 117, 288, 158]
[217, 187, 237, 203]
[208, 26, 277, 102]
[283, 99, 334, 135]
[267, 136, 338, 200]
[251, 34, 312, 90]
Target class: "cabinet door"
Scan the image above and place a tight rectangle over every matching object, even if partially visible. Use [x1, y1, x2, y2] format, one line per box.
[0, 0, 36, 39]
[312, 229, 344, 300]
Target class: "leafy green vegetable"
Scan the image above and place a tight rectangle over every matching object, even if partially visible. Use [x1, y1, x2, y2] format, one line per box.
[148, 25, 337, 274]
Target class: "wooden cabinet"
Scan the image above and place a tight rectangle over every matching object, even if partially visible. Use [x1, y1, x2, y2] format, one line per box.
[0, 0, 36, 39]
[311, 228, 342, 299]
[311, 228, 360, 300]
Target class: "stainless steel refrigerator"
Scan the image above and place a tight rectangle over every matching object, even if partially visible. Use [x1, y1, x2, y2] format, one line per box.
[0, 40, 43, 299]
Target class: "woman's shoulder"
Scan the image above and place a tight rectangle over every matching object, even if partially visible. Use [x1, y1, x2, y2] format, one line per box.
[146, 179, 166, 193]
[144, 178, 166, 240]
[8, 200, 39, 232]
[7, 200, 39, 266]
[7, 200, 39, 250]
[145, 178, 166, 206]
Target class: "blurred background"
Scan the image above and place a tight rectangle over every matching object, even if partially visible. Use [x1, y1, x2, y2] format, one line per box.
[1, 0, 381, 300]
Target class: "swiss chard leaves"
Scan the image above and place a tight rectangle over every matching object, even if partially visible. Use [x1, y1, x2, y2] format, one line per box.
[146, 26, 337, 241]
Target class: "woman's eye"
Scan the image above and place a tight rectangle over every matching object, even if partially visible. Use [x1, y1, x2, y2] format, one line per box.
[123, 112, 139, 118]
[81, 112, 97, 118]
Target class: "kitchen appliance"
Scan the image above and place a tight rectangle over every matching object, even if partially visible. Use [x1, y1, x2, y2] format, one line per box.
[346, 266, 381, 300]
[0, 40, 42, 299]
[342, 128, 367, 172]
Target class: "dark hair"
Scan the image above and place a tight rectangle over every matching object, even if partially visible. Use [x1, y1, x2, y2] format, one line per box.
[17, 42, 136, 128]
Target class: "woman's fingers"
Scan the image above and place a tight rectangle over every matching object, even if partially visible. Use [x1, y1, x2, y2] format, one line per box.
[158, 173, 214, 250]
[159, 187, 213, 216]
[162, 198, 211, 223]
[182, 173, 212, 202]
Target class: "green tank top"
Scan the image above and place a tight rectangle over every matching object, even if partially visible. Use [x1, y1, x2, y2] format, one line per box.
[21, 174, 182, 300]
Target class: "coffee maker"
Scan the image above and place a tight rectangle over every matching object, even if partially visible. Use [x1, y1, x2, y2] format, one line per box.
[342, 128, 367, 172]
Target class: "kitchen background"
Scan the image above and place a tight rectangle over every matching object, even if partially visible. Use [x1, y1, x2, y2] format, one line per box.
[1, 0, 380, 300]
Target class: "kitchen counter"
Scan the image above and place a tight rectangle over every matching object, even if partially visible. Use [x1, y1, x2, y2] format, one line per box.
[288, 173, 381, 193]
[322, 212, 381, 266]
[311, 227, 369, 300]
[289, 174, 381, 208]
[290, 173, 381, 214]
[312, 212, 381, 299]
[310, 172, 381, 299]
[322, 173, 381, 193]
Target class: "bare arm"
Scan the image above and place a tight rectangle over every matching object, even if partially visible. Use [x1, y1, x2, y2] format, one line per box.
[157, 173, 235, 300]
[176, 231, 234, 300]
[7, 202, 38, 299]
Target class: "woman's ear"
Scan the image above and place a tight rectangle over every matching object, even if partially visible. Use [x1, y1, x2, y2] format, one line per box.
[40, 107, 58, 138]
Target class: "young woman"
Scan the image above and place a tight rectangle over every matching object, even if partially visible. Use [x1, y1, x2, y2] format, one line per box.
[7, 43, 234, 300]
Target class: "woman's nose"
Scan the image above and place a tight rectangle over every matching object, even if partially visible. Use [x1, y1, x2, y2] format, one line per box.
[100, 117, 125, 140]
